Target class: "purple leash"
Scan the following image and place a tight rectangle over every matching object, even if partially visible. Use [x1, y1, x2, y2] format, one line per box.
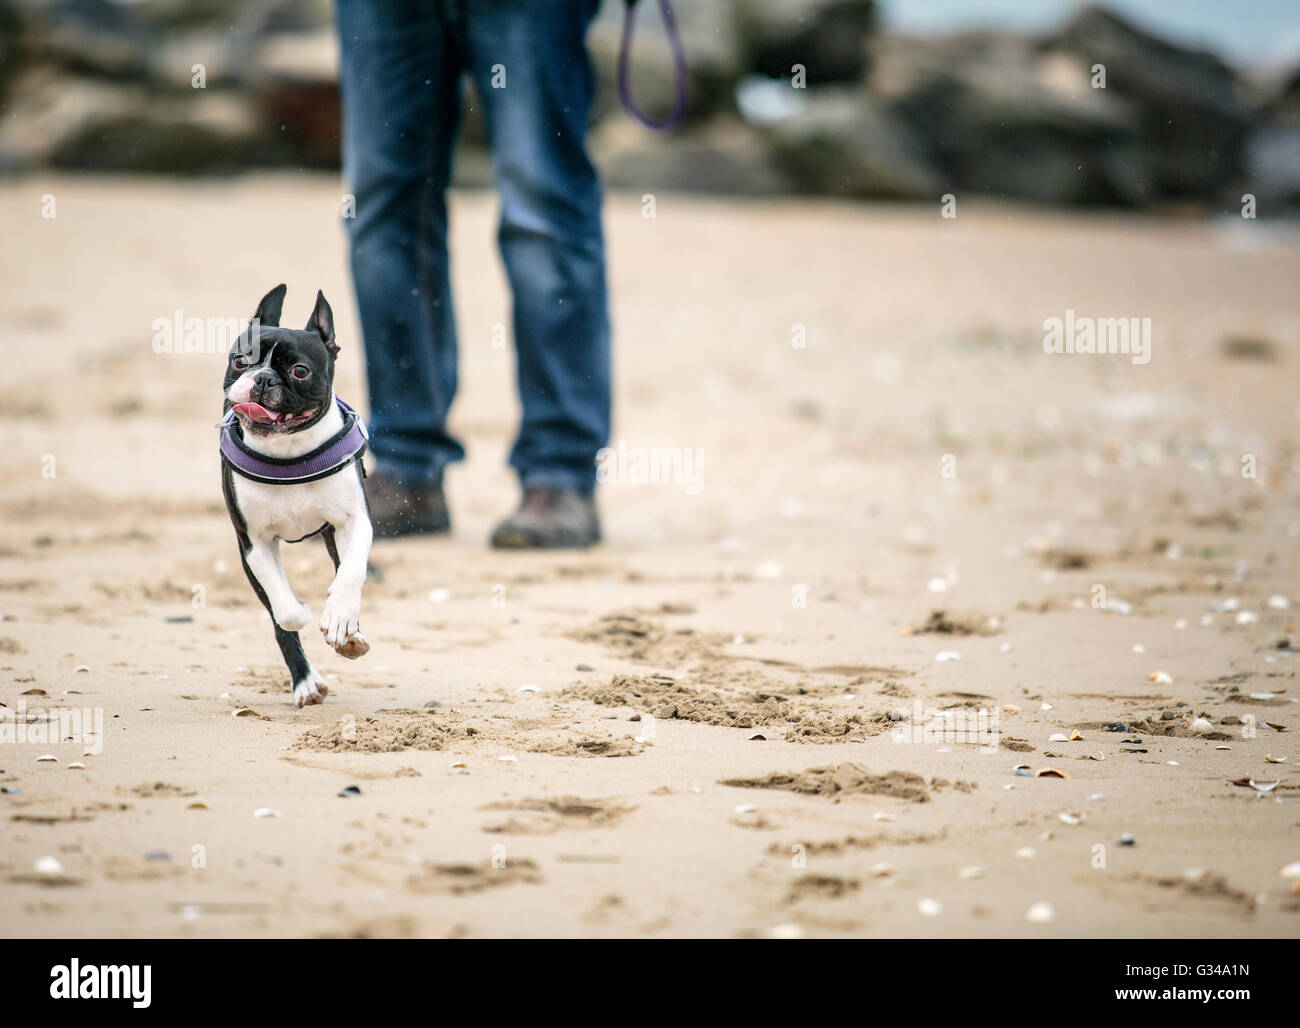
[618, 0, 688, 132]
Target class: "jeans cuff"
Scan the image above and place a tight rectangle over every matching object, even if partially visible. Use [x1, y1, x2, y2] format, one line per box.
[520, 469, 596, 495]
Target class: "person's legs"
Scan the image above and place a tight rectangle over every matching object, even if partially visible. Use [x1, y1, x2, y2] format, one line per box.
[337, 0, 465, 488]
[463, 0, 611, 496]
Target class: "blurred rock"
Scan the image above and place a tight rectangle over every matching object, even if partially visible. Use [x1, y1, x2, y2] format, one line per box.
[592, 115, 794, 195]
[0, 68, 261, 172]
[869, 31, 1149, 204]
[735, 0, 875, 85]
[755, 86, 940, 199]
[1042, 4, 1249, 201]
[1244, 67, 1300, 209]
[246, 28, 340, 167]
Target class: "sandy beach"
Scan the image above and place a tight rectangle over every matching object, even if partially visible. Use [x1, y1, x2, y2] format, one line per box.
[1, 174, 1298, 938]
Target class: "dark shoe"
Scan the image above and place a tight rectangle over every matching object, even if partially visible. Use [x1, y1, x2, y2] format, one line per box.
[490, 486, 600, 549]
[365, 469, 451, 538]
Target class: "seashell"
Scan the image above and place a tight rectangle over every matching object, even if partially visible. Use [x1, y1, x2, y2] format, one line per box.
[1215, 744, 1231, 750]
[1167, 760, 1180, 766]
[1069, 730, 1084, 741]
[634, 736, 648, 744]
[74, 665, 90, 674]
[1003, 784, 1015, 790]
[1059, 811, 1083, 825]
[67, 762, 85, 770]
[82, 748, 95, 757]
[1279, 862, 1300, 879]
[1132, 643, 1146, 654]
[1189, 717, 1214, 733]
[872, 812, 895, 822]
[34, 754, 57, 763]
[1025, 901, 1056, 923]
[1261, 721, 1287, 732]
[218, 692, 232, 700]
[768, 923, 803, 940]
[20, 688, 46, 696]
[1267, 595, 1290, 610]
[185, 801, 208, 810]
[1250, 692, 1276, 700]
[1036, 767, 1069, 779]
[935, 650, 961, 662]
[1086, 751, 1105, 761]
[232, 708, 259, 718]
[1048, 732, 1069, 742]
[748, 733, 766, 741]
[1265, 755, 1287, 763]
[926, 577, 949, 593]
[1119, 833, 1138, 846]
[733, 804, 757, 814]
[958, 866, 984, 880]
[337, 785, 362, 798]
[1236, 611, 1257, 625]
[1149, 671, 1173, 684]
[498, 755, 518, 763]
[1013, 764, 1032, 776]
[253, 807, 282, 819]
[917, 898, 942, 917]
[1001, 704, 1020, 713]
[427, 588, 450, 604]
[1249, 779, 1279, 793]
[999, 642, 1013, 653]
[449, 760, 468, 769]
[1015, 847, 1037, 859]
[869, 862, 894, 877]
[34, 856, 64, 875]
[517, 684, 539, 693]
[1040, 702, 1053, 711]
[1087, 794, 1105, 802]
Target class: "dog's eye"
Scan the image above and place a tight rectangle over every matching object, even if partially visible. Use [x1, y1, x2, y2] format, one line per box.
[291, 364, 310, 380]
[232, 354, 250, 370]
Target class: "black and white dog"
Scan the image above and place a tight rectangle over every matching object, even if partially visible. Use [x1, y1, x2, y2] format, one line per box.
[220, 285, 373, 707]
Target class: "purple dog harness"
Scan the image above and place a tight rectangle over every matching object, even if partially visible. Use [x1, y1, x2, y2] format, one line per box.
[220, 396, 368, 486]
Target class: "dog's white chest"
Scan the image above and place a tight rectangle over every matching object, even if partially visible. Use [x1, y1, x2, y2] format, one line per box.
[232, 472, 364, 541]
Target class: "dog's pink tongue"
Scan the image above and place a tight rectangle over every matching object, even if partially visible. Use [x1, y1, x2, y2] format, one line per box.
[232, 402, 275, 424]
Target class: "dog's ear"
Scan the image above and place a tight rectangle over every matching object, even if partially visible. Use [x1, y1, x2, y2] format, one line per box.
[252, 283, 287, 328]
[306, 289, 338, 356]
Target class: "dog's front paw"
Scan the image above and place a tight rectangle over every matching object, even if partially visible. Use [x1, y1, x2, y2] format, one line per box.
[320, 595, 367, 659]
[292, 667, 329, 707]
[275, 600, 312, 633]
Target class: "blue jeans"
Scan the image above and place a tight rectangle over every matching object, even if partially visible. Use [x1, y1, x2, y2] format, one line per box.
[337, 0, 610, 493]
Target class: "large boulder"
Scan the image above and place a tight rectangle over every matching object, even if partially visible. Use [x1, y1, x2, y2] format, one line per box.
[866, 30, 1150, 204]
[745, 83, 940, 199]
[0, 67, 262, 172]
[591, 113, 794, 195]
[1041, 4, 1249, 200]
[1243, 67, 1300, 209]
[735, 0, 875, 85]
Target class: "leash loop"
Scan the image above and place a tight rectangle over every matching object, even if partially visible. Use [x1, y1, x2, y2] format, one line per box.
[618, 0, 688, 132]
